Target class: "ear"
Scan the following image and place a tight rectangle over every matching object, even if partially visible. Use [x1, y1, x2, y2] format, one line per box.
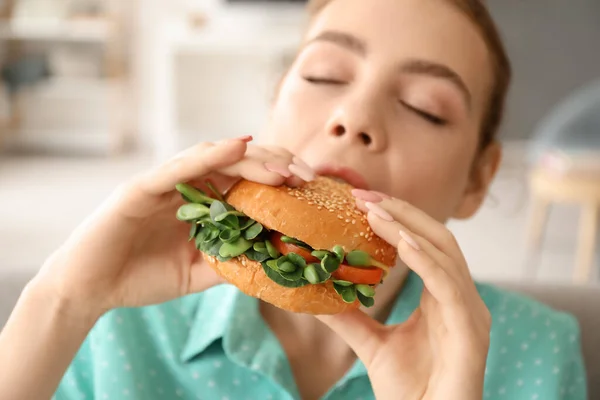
[453, 142, 502, 219]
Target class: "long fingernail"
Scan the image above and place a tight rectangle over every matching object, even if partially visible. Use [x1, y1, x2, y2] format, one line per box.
[365, 202, 394, 222]
[399, 229, 420, 251]
[371, 190, 392, 199]
[292, 156, 312, 171]
[351, 189, 383, 203]
[227, 135, 253, 143]
[238, 135, 253, 142]
[289, 163, 315, 182]
[264, 163, 292, 178]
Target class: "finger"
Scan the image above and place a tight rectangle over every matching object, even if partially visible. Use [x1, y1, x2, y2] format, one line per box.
[258, 146, 314, 185]
[395, 231, 457, 303]
[247, 147, 294, 178]
[365, 207, 451, 269]
[219, 157, 290, 186]
[394, 231, 479, 336]
[243, 147, 315, 183]
[138, 139, 248, 196]
[316, 309, 384, 366]
[352, 193, 466, 264]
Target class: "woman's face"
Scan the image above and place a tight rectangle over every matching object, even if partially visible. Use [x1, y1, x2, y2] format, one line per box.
[263, 0, 499, 222]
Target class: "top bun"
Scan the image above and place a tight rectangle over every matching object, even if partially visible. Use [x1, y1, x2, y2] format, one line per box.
[225, 176, 397, 266]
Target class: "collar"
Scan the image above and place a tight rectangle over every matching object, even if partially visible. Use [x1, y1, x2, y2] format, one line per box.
[180, 272, 423, 383]
[180, 284, 302, 397]
[180, 284, 242, 362]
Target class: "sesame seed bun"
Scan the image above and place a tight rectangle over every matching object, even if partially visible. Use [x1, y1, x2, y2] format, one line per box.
[226, 177, 396, 266]
[205, 176, 397, 314]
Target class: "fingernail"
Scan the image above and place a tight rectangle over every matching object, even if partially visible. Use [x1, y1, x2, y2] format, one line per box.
[365, 202, 394, 222]
[371, 190, 392, 199]
[351, 189, 383, 203]
[399, 229, 421, 251]
[264, 163, 292, 178]
[240, 135, 254, 142]
[292, 156, 312, 171]
[229, 135, 253, 143]
[289, 163, 315, 182]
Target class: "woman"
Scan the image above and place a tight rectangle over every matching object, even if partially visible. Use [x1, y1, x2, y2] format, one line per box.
[0, 0, 587, 399]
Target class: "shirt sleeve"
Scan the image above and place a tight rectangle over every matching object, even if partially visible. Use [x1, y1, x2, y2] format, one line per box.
[52, 336, 95, 400]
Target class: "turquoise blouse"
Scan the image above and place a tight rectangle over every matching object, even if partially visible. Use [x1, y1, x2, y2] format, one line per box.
[54, 272, 587, 400]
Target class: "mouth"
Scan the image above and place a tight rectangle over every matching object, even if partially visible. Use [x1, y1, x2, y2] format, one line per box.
[314, 164, 370, 190]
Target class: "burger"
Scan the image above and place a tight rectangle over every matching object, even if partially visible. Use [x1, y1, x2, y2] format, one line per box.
[175, 176, 397, 314]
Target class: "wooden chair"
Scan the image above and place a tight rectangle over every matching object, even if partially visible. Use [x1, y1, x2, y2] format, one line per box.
[526, 167, 600, 283]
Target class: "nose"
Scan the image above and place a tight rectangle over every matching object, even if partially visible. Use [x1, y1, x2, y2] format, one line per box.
[325, 96, 387, 152]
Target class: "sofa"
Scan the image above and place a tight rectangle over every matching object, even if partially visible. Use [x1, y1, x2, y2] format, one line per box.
[1, 269, 599, 398]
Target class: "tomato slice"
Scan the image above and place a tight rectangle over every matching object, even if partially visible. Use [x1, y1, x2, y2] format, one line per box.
[332, 264, 383, 285]
[270, 232, 319, 263]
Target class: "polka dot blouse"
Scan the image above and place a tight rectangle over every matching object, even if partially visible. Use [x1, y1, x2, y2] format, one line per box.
[53, 272, 587, 400]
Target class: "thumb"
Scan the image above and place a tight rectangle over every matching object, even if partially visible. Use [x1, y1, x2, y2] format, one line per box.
[317, 309, 384, 365]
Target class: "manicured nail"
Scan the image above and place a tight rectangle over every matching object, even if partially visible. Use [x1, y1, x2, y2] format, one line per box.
[264, 163, 292, 178]
[227, 135, 253, 143]
[237, 135, 253, 142]
[371, 190, 392, 199]
[292, 156, 312, 171]
[365, 202, 394, 222]
[351, 189, 383, 203]
[289, 163, 315, 182]
[399, 229, 421, 251]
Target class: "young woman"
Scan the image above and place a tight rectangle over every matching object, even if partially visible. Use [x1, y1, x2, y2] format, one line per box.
[0, 0, 587, 399]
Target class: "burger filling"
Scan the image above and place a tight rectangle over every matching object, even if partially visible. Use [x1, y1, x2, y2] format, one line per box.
[176, 183, 390, 308]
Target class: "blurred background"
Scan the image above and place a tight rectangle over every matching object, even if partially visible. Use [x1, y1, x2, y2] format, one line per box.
[0, 0, 599, 291]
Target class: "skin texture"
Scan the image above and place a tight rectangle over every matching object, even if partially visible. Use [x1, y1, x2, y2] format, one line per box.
[259, 0, 501, 398]
[0, 0, 503, 399]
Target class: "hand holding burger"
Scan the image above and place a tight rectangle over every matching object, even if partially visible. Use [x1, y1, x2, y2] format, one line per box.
[318, 193, 492, 400]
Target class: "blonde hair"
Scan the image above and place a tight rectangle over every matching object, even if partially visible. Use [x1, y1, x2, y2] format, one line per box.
[307, 0, 512, 151]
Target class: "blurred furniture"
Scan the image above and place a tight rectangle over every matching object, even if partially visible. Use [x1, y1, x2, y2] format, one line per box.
[1, 267, 599, 398]
[138, 0, 303, 161]
[526, 80, 600, 283]
[0, 0, 133, 155]
[527, 167, 600, 283]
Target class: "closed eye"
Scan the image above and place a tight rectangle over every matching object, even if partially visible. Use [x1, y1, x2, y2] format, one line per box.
[401, 101, 447, 126]
[304, 76, 346, 85]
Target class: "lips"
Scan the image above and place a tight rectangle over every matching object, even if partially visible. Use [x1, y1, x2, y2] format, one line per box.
[314, 165, 370, 190]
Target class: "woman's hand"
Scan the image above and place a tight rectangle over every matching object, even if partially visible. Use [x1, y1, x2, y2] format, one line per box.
[32, 136, 314, 320]
[318, 191, 491, 400]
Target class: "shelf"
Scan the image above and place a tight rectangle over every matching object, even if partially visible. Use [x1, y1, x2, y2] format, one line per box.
[2, 128, 118, 155]
[20, 76, 125, 100]
[0, 19, 112, 42]
[167, 21, 302, 56]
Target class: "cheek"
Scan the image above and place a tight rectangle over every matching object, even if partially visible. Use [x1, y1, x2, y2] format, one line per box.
[387, 141, 474, 221]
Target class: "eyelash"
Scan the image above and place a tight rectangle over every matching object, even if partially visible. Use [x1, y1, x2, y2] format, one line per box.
[304, 77, 447, 126]
[303, 76, 345, 85]
[400, 101, 447, 126]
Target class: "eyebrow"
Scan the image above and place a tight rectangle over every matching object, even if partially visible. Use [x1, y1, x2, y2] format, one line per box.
[309, 30, 472, 110]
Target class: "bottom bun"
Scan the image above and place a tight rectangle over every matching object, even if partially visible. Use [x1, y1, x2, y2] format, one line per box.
[204, 254, 360, 315]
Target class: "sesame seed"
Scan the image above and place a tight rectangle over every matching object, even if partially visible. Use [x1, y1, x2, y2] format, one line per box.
[351, 220, 356, 224]
[359, 232, 364, 237]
